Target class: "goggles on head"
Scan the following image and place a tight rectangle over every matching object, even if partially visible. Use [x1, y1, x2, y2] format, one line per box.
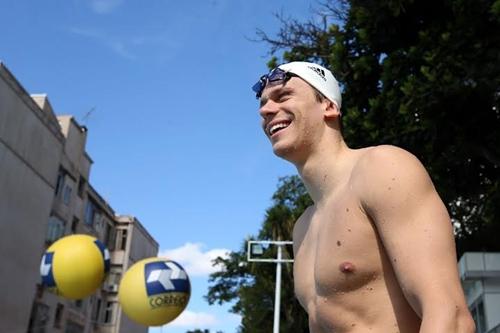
[252, 67, 295, 99]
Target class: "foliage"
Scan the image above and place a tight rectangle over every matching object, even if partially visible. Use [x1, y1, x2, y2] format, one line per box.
[208, 0, 500, 331]
[258, 0, 500, 256]
[207, 176, 311, 332]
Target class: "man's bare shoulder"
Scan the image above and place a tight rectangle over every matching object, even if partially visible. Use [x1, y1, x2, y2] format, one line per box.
[352, 145, 430, 186]
[351, 145, 437, 216]
[351, 145, 434, 205]
[354, 144, 420, 167]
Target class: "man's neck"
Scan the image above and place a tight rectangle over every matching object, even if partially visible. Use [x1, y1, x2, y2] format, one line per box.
[295, 138, 355, 206]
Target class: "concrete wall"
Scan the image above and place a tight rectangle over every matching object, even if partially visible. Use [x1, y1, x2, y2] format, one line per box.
[58, 116, 88, 177]
[129, 219, 159, 263]
[0, 64, 64, 332]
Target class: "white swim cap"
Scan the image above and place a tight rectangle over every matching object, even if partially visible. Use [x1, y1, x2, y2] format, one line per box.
[278, 61, 342, 108]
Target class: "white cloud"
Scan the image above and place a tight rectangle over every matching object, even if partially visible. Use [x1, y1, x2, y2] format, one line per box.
[169, 310, 218, 327]
[150, 311, 241, 331]
[89, 0, 123, 14]
[159, 243, 230, 277]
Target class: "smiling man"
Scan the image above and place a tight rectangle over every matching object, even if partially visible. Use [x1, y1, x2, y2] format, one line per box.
[253, 61, 475, 332]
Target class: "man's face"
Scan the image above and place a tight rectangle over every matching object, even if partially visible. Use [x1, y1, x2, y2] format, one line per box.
[258, 76, 325, 161]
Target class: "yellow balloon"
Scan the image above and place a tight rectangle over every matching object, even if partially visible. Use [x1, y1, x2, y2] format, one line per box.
[118, 257, 191, 326]
[40, 234, 110, 299]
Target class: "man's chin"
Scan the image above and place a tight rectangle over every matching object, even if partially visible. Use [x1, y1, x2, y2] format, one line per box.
[272, 145, 295, 161]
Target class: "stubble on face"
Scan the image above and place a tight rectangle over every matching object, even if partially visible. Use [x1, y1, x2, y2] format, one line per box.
[259, 78, 325, 163]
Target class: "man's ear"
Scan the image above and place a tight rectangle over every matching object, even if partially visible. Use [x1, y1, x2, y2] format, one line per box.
[324, 100, 341, 120]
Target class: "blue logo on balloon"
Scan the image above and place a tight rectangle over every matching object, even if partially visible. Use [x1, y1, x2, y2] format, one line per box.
[40, 252, 56, 287]
[94, 239, 110, 274]
[144, 261, 190, 296]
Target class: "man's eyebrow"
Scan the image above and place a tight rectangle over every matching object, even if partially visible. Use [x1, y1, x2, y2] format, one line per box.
[259, 96, 268, 108]
[259, 87, 294, 107]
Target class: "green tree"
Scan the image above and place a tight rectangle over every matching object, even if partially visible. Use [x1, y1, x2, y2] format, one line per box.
[258, 0, 500, 256]
[207, 176, 311, 332]
[208, 0, 500, 330]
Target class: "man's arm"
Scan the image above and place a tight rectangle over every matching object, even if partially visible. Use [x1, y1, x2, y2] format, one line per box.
[355, 145, 475, 333]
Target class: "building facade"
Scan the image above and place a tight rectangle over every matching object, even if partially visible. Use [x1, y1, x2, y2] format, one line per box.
[0, 62, 65, 333]
[0, 62, 159, 333]
[106, 215, 159, 333]
[459, 252, 500, 333]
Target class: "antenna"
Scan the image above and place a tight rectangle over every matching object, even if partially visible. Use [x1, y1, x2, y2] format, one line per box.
[82, 107, 96, 124]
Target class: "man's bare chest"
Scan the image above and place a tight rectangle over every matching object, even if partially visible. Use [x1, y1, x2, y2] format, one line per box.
[293, 195, 385, 303]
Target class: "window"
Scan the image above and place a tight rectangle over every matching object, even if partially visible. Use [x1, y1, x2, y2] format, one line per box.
[94, 212, 103, 231]
[92, 298, 102, 322]
[471, 299, 487, 333]
[55, 169, 65, 196]
[105, 224, 116, 251]
[477, 300, 486, 333]
[77, 176, 86, 198]
[84, 200, 98, 226]
[71, 217, 79, 233]
[46, 215, 65, 243]
[74, 299, 83, 309]
[116, 229, 128, 251]
[27, 302, 49, 333]
[103, 301, 115, 324]
[54, 303, 64, 328]
[63, 185, 72, 205]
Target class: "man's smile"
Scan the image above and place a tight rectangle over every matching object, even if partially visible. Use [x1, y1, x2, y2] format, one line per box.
[266, 119, 292, 137]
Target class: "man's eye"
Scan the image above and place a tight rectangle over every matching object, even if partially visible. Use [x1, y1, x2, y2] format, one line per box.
[279, 93, 291, 101]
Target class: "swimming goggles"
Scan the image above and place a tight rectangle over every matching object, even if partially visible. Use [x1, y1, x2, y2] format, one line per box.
[252, 67, 295, 98]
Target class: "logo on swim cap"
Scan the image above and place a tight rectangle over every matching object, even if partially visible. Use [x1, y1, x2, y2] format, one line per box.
[278, 61, 342, 108]
[307, 66, 326, 81]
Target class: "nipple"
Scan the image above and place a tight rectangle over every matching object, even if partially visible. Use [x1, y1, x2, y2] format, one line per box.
[339, 261, 356, 273]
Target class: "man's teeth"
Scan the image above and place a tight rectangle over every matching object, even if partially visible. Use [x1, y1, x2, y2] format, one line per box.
[270, 122, 290, 135]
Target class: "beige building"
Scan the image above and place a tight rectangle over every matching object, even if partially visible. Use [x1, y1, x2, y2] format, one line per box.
[0, 62, 159, 333]
[106, 215, 159, 333]
[0, 62, 65, 333]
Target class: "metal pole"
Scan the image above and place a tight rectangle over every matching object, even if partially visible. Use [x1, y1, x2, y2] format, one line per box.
[273, 245, 282, 333]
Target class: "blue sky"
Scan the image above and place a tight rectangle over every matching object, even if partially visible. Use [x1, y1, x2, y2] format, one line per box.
[0, 0, 322, 331]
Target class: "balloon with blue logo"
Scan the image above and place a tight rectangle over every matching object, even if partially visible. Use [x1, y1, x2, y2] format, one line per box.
[40, 234, 110, 299]
[118, 257, 191, 326]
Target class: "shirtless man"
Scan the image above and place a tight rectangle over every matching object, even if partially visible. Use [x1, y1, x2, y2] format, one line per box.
[253, 62, 475, 332]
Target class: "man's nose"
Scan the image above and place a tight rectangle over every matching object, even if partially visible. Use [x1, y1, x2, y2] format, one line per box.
[259, 100, 279, 119]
